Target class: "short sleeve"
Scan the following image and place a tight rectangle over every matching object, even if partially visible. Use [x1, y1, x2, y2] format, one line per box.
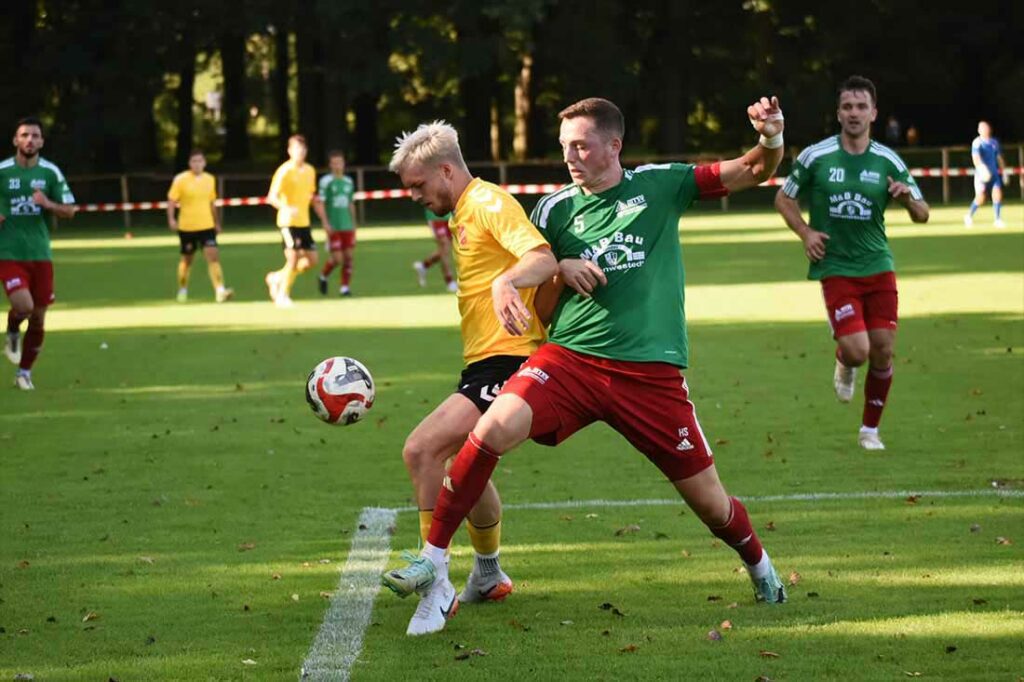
[486, 196, 549, 259]
[269, 165, 286, 196]
[782, 156, 812, 199]
[208, 175, 217, 201]
[971, 138, 981, 154]
[318, 174, 331, 200]
[887, 153, 923, 201]
[45, 165, 74, 205]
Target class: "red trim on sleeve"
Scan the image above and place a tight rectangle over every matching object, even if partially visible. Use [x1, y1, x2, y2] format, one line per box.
[694, 163, 729, 199]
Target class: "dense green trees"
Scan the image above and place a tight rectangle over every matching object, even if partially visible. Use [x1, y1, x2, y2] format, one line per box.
[0, 0, 1018, 171]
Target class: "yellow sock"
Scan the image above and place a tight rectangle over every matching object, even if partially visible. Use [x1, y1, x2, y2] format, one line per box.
[278, 264, 297, 296]
[418, 510, 433, 547]
[296, 255, 312, 272]
[176, 261, 189, 289]
[207, 261, 224, 289]
[466, 519, 501, 556]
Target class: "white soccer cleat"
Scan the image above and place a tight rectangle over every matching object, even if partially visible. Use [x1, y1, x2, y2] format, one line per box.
[413, 261, 428, 287]
[458, 567, 513, 604]
[446, 280, 459, 293]
[175, 288, 188, 303]
[406, 576, 458, 636]
[858, 430, 886, 450]
[963, 214, 973, 228]
[216, 287, 234, 303]
[994, 218, 1006, 229]
[833, 358, 856, 403]
[4, 333, 21, 365]
[274, 295, 294, 309]
[14, 373, 34, 390]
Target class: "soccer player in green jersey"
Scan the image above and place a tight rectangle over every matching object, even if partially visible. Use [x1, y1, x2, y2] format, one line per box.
[383, 96, 789, 635]
[0, 117, 76, 390]
[775, 76, 929, 451]
[316, 150, 359, 297]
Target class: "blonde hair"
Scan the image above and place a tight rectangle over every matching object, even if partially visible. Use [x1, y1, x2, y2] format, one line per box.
[389, 120, 467, 173]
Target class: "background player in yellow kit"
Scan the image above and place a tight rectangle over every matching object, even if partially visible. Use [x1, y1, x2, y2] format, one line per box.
[166, 149, 233, 303]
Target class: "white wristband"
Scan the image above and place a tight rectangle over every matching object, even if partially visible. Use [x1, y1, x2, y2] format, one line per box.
[759, 132, 783, 149]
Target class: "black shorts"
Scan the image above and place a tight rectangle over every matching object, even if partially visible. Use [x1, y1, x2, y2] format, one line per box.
[280, 227, 315, 251]
[178, 229, 218, 255]
[456, 355, 528, 413]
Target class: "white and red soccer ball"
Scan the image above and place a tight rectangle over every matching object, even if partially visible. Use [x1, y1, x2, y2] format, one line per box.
[305, 356, 375, 425]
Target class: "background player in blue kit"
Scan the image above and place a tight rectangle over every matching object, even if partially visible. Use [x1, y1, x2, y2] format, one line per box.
[964, 121, 1007, 228]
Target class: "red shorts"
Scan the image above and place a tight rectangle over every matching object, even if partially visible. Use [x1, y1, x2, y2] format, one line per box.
[0, 260, 55, 306]
[821, 271, 898, 338]
[429, 220, 451, 242]
[500, 343, 715, 481]
[328, 230, 356, 251]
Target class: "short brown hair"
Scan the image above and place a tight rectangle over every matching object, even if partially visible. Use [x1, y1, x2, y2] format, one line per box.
[289, 134, 307, 148]
[558, 98, 624, 140]
[327, 149, 345, 161]
[837, 75, 877, 107]
[188, 148, 205, 158]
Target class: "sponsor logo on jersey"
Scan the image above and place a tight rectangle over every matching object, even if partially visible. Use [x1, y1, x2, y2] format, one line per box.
[828, 191, 873, 221]
[468, 183, 503, 213]
[859, 170, 881, 184]
[580, 231, 646, 273]
[517, 366, 549, 384]
[9, 196, 41, 216]
[615, 194, 647, 217]
[456, 225, 468, 246]
[30, 179, 46, 190]
[834, 303, 856, 322]
[8, 178, 20, 190]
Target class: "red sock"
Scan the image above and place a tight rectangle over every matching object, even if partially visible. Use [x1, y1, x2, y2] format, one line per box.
[862, 364, 893, 428]
[341, 258, 353, 287]
[321, 260, 336, 277]
[709, 497, 764, 566]
[428, 434, 501, 549]
[422, 253, 441, 268]
[7, 310, 25, 334]
[19, 320, 44, 371]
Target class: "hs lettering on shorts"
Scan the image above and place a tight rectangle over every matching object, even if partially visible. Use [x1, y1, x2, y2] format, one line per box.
[676, 427, 694, 452]
[834, 303, 855, 322]
[516, 366, 549, 384]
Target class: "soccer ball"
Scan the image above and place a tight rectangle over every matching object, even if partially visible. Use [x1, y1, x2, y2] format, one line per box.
[305, 356, 375, 425]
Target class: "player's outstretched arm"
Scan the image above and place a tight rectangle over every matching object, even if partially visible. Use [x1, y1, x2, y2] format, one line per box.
[492, 246, 557, 336]
[774, 189, 828, 262]
[718, 96, 785, 192]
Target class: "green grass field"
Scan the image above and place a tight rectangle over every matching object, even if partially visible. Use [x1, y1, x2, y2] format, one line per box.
[1, 205, 1022, 681]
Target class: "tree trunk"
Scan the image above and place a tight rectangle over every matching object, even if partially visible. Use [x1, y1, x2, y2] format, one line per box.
[174, 23, 196, 168]
[273, 22, 292, 154]
[220, 27, 250, 162]
[322, 30, 348, 156]
[512, 52, 532, 161]
[0, 1, 37, 131]
[295, 7, 325, 165]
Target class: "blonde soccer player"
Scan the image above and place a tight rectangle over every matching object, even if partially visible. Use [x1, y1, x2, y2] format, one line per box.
[166, 149, 233, 303]
[383, 121, 557, 635]
[265, 134, 326, 307]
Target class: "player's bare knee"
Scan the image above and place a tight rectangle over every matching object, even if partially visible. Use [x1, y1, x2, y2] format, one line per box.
[11, 298, 33, 317]
[401, 435, 432, 474]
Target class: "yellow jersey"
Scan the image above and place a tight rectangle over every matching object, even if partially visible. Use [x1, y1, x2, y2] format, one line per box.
[269, 160, 316, 227]
[168, 171, 216, 232]
[451, 178, 550, 364]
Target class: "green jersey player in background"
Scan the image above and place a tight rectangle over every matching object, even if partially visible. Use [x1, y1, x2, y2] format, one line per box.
[775, 76, 929, 450]
[316, 150, 358, 297]
[1, 117, 77, 390]
[384, 95, 789, 636]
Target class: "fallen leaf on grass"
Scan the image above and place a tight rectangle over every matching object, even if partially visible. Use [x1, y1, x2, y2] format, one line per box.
[13, 674, 34, 681]
[903, 672, 922, 678]
[319, 558, 332, 564]
[969, 524, 981, 533]
[82, 612, 99, 623]
[319, 591, 334, 599]
[788, 572, 801, 586]
[599, 603, 627, 617]
[995, 537, 1012, 545]
[16, 560, 29, 569]
[509, 618, 530, 631]
[559, 515, 574, 521]
[241, 659, 257, 666]
[290, 593, 300, 602]
[271, 573, 281, 580]
[585, 513, 599, 519]
[237, 543, 256, 552]
[145, 635, 156, 645]
[601, 629, 611, 636]
[727, 602, 739, 609]
[715, 438, 729, 446]
[681, 550, 691, 558]
[759, 650, 780, 658]
[46, 616, 57, 623]
[807, 592, 820, 598]
[764, 521, 776, 531]
[972, 598, 987, 605]
[720, 620, 733, 630]
[945, 645, 957, 653]
[138, 556, 155, 565]
[754, 676, 773, 682]
[454, 648, 488, 661]
[560, 620, 573, 626]
[707, 595, 722, 602]
[707, 630, 722, 641]
[615, 524, 641, 536]
[619, 644, 639, 653]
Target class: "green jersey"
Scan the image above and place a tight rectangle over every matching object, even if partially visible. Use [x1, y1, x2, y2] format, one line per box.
[318, 173, 355, 231]
[781, 136, 922, 280]
[0, 156, 74, 261]
[531, 163, 719, 368]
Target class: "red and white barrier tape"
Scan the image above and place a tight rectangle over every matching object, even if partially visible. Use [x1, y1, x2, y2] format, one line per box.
[75, 170, 1022, 213]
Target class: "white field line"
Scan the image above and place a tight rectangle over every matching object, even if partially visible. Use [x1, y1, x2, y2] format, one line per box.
[304, 488, 1020, 678]
[300, 507, 396, 682]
